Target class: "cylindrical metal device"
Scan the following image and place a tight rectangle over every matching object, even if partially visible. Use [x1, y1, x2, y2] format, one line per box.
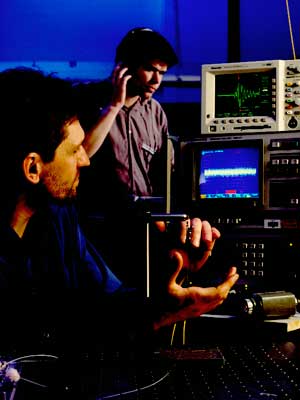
[242, 291, 297, 319]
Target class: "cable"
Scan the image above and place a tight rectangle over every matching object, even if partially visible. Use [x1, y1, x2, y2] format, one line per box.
[97, 370, 171, 399]
[182, 319, 187, 345]
[170, 272, 190, 346]
[285, 0, 297, 59]
[9, 385, 17, 400]
[7, 354, 58, 364]
[170, 322, 177, 346]
[19, 376, 47, 388]
[0, 353, 59, 395]
[173, 0, 181, 74]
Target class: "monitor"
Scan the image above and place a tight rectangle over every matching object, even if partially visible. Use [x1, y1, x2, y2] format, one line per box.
[184, 138, 264, 214]
[201, 59, 300, 134]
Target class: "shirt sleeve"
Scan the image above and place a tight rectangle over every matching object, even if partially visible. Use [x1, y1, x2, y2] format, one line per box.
[73, 80, 113, 133]
[82, 232, 123, 293]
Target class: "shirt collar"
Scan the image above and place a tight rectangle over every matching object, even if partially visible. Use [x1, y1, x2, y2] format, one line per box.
[122, 97, 151, 114]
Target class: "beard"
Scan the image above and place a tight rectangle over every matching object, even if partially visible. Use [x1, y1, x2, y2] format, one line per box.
[26, 181, 76, 211]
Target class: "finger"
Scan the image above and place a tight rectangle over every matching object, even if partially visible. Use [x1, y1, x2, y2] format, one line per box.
[188, 219, 219, 249]
[226, 266, 238, 278]
[122, 74, 132, 85]
[154, 220, 167, 232]
[191, 223, 220, 258]
[200, 220, 212, 243]
[192, 249, 213, 271]
[179, 218, 191, 244]
[188, 218, 202, 247]
[212, 226, 221, 240]
[119, 66, 130, 79]
[217, 270, 239, 296]
[200, 220, 220, 252]
[111, 64, 122, 83]
[112, 64, 130, 85]
[186, 220, 218, 272]
[205, 227, 221, 254]
[167, 250, 186, 287]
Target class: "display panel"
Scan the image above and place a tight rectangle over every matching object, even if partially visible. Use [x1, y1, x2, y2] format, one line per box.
[199, 146, 260, 200]
[215, 69, 275, 119]
[193, 139, 264, 213]
[201, 59, 300, 134]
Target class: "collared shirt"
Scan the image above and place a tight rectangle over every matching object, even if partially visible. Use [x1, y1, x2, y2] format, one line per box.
[107, 97, 170, 196]
[74, 80, 174, 212]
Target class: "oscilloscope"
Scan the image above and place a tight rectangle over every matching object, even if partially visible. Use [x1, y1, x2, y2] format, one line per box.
[201, 59, 300, 134]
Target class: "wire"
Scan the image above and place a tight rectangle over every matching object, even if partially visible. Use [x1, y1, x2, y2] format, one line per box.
[170, 322, 177, 346]
[97, 370, 171, 399]
[9, 385, 17, 400]
[7, 354, 58, 364]
[170, 273, 189, 347]
[182, 319, 187, 345]
[173, 0, 181, 74]
[1, 354, 59, 391]
[285, 0, 297, 59]
[19, 377, 48, 388]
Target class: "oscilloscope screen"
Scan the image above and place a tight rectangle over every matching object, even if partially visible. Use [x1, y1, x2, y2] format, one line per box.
[215, 69, 276, 118]
[198, 145, 261, 200]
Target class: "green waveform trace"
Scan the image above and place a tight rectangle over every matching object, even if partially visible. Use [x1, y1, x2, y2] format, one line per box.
[217, 82, 263, 108]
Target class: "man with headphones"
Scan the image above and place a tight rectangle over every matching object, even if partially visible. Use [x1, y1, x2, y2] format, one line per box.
[75, 28, 179, 287]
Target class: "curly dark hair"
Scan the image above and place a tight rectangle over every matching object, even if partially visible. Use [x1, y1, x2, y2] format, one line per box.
[0, 67, 77, 162]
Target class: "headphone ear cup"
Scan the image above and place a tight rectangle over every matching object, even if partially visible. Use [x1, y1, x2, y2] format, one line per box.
[130, 27, 153, 35]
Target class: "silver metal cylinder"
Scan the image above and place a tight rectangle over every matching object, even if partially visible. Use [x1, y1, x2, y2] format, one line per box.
[242, 291, 297, 319]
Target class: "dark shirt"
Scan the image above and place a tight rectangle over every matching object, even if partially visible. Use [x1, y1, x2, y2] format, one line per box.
[0, 202, 163, 398]
[0, 202, 122, 291]
[0, 202, 158, 355]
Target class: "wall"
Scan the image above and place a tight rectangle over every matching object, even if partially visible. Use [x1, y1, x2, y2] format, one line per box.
[1, 1, 300, 136]
[0, 0, 227, 81]
[240, 0, 300, 62]
[1, 1, 300, 76]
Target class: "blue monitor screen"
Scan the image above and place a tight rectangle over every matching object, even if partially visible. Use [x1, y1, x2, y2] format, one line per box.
[198, 142, 262, 201]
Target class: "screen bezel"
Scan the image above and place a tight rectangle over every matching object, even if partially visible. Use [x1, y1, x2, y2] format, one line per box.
[192, 138, 264, 214]
[200, 60, 284, 134]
